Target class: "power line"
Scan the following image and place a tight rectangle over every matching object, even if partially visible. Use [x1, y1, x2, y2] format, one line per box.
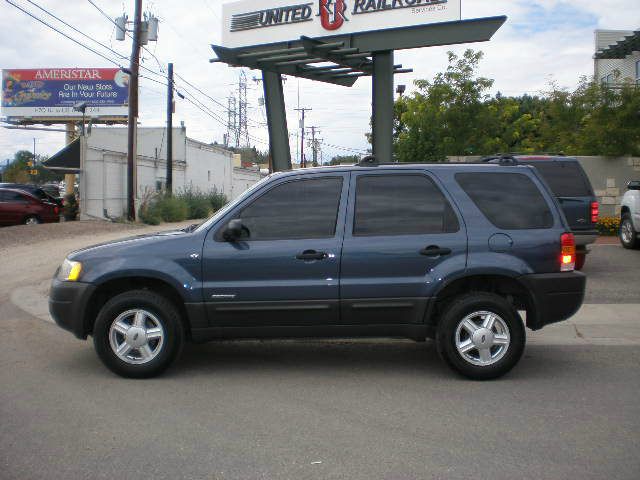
[25, 0, 128, 60]
[4, 0, 125, 68]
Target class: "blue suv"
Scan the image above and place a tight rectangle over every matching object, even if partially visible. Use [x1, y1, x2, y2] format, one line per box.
[49, 163, 585, 380]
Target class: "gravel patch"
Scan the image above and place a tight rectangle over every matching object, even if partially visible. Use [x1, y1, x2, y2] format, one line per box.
[0, 219, 198, 251]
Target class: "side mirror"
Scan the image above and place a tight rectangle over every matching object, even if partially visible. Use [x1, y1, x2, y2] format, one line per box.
[223, 219, 244, 241]
[627, 181, 640, 191]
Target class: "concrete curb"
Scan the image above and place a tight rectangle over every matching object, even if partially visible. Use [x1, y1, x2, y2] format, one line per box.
[10, 283, 640, 345]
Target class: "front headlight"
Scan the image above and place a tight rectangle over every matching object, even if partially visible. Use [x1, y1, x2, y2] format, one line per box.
[58, 259, 82, 282]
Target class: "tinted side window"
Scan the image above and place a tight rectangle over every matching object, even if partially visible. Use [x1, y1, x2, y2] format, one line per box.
[237, 177, 342, 240]
[522, 161, 592, 197]
[354, 174, 459, 236]
[0, 191, 27, 202]
[456, 172, 553, 230]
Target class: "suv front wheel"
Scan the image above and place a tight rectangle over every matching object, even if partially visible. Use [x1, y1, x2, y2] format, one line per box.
[93, 290, 184, 378]
[436, 293, 525, 380]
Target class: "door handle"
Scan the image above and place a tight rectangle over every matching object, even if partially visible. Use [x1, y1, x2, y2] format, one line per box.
[420, 246, 452, 257]
[296, 250, 328, 261]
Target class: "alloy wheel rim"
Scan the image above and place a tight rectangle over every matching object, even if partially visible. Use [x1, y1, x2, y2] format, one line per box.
[621, 221, 632, 243]
[455, 310, 511, 366]
[109, 309, 165, 365]
[25, 217, 38, 225]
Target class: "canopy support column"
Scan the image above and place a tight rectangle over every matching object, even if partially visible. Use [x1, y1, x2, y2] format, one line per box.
[262, 70, 291, 172]
[372, 50, 394, 162]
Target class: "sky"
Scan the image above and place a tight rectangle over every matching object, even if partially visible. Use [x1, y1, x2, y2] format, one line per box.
[0, 0, 639, 165]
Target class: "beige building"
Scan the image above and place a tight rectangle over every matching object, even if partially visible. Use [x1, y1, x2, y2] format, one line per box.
[594, 29, 639, 86]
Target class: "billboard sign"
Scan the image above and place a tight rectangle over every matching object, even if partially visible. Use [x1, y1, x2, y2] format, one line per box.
[222, 0, 462, 48]
[1, 68, 129, 119]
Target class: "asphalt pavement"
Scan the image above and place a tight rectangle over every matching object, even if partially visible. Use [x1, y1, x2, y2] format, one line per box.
[1, 224, 639, 480]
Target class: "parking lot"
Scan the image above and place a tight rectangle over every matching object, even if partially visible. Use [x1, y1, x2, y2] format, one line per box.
[1, 222, 639, 480]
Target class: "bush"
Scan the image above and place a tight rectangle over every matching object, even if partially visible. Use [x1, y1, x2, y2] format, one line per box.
[175, 185, 227, 220]
[156, 195, 189, 222]
[597, 216, 620, 236]
[138, 186, 229, 225]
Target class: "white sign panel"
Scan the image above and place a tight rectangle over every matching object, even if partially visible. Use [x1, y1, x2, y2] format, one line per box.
[222, 0, 462, 48]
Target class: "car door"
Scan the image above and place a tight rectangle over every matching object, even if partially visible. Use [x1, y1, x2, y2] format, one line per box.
[202, 173, 349, 327]
[0, 190, 29, 225]
[0, 191, 9, 224]
[340, 170, 467, 325]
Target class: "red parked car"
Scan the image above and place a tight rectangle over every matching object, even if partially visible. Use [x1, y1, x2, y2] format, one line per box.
[0, 187, 60, 226]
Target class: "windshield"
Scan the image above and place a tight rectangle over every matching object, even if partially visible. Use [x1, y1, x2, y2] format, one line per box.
[194, 174, 273, 233]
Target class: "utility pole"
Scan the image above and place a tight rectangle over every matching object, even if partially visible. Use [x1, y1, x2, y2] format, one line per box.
[166, 62, 174, 194]
[307, 126, 321, 166]
[295, 107, 311, 168]
[126, 0, 143, 221]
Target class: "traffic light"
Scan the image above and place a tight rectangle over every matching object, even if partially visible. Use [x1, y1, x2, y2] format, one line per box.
[26, 161, 33, 167]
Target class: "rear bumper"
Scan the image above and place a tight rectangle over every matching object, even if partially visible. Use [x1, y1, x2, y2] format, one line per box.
[573, 230, 598, 247]
[518, 271, 586, 330]
[49, 278, 95, 339]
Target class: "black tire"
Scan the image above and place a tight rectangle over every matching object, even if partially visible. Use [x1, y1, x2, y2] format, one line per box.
[575, 252, 586, 270]
[436, 293, 525, 380]
[93, 290, 184, 378]
[619, 214, 640, 249]
[24, 215, 40, 225]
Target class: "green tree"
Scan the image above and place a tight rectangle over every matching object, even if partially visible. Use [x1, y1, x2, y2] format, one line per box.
[1, 150, 62, 183]
[395, 49, 494, 162]
[393, 50, 640, 159]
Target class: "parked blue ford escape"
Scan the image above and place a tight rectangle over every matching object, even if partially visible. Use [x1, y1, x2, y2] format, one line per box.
[49, 162, 586, 380]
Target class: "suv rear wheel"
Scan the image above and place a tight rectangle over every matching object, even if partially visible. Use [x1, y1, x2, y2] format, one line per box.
[93, 290, 184, 378]
[436, 293, 525, 380]
[620, 214, 639, 249]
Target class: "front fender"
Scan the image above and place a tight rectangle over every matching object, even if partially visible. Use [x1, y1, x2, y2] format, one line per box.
[82, 256, 202, 303]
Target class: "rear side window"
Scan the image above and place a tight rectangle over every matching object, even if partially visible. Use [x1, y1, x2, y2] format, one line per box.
[237, 177, 342, 240]
[0, 191, 27, 202]
[456, 173, 553, 230]
[522, 161, 592, 197]
[354, 174, 459, 236]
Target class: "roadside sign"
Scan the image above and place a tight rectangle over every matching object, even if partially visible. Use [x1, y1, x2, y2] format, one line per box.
[222, 0, 462, 48]
[1, 68, 130, 120]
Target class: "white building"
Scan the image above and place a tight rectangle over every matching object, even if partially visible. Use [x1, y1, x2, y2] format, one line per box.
[45, 126, 263, 220]
[594, 29, 640, 86]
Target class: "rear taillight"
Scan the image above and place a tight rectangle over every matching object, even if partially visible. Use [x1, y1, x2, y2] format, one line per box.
[591, 201, 599, 224]
[54, 206, 59, 215]
[560, 233, 575, 272]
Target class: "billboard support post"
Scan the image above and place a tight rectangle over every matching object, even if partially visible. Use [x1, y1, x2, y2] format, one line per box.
[64, 123, 76, 197]
[262, 70, 291, 172]
[372, 51, 394, 162]
[127, 0, 143, 221]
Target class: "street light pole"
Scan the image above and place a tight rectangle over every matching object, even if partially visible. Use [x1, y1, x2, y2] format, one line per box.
[166, 62, 174, 195]
[126, 0, 143, 221]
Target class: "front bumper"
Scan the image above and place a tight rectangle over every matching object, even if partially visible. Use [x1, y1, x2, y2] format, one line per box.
[518, 271, 586, 330]
[49, 278, 95, 339]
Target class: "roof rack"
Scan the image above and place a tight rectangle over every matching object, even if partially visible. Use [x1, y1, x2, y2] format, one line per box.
[357, 155, 379, 167]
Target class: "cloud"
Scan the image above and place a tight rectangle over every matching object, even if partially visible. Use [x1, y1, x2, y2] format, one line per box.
[1, 0, 638, 162]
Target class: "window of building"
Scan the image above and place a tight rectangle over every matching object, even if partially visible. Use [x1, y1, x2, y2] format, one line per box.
[353, 174, 459, 236]
[236, 177, 343, 240]
[456, 173, 553, 230]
